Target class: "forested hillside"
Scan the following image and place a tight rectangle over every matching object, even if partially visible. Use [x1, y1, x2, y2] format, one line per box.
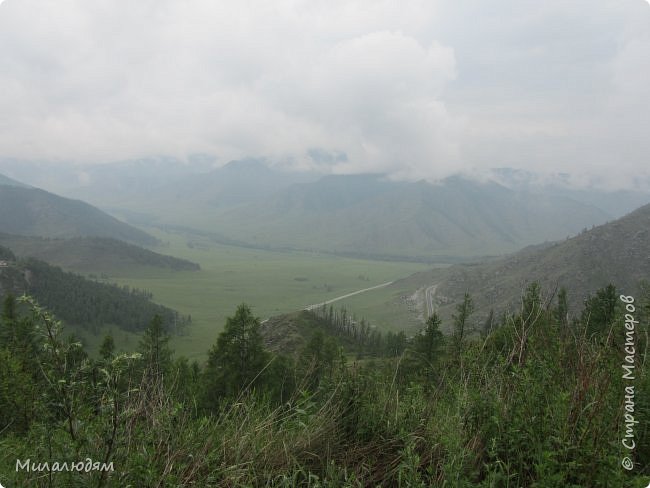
[0, 254, 190, 334]
[396, 203, 650, 326]
[0, 282, 647, 486]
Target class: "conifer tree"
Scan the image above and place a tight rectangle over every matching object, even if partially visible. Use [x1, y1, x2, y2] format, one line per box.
[412, 312, 445, 385]
[482, 308, 495, 338]
[452, 292, 474, 361]
[204, 304, 270, 406]
[555, 286, 570, 333]
[100, 333, 116, 362]
[581, 284, 617, 335]
[138, 314, 173, 378]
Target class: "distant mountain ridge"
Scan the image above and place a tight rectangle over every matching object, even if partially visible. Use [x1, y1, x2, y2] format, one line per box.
[489, 167, 650, 217]
[207, 173, 613, 259]
[0, 158, 319, 212]
[2, 160, 648, 260]
[0, 180, 157, 246]
[163, 158, 319, 209]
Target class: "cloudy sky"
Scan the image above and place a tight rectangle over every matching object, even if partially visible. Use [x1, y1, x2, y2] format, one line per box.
[0, 0, 648, 187]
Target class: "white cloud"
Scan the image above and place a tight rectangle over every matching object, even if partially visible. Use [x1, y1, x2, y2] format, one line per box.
[0, 0, 648, 187]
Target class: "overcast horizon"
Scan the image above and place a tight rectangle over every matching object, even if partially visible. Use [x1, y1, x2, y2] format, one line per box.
[0, 0, 649, 189]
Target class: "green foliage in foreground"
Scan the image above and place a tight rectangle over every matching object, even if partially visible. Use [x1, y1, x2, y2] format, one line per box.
[0, 284, 649, 487]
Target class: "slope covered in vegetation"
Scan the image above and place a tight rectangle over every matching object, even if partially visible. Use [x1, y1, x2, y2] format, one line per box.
[0, 234, 200, 273]
[397, 203, 650, 326]
[0, 282, 647, 486]
[0, 257, 190, 334]
[0, 184, 157, 246]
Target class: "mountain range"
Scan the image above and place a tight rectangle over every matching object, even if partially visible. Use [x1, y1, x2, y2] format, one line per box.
[2, 158, 649, 261]
[204, 173, 615, 259]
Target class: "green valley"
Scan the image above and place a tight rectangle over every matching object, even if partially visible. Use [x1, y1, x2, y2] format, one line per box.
[99, 228, 431, 359]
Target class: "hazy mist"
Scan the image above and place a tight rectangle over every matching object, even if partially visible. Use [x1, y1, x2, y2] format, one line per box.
[0, 0, 648, 189]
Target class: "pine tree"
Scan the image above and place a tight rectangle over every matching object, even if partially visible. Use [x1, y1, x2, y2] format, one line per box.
[451, 292, 474, 361]
[2, 293, 17, 323]
[482, 309, 495, 338]
[100, 333, 116, 361]
[203, 304, 270, 406]
[555, 287, 569, 330]
[412, 312, 445, 386]
[522, 282, 543, 324]
[581, 284, 617, 336]
[138, 314, 173, 379]
[301, 330, 339, 386]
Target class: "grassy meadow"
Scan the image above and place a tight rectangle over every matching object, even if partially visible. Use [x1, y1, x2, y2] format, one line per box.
[85, 227, 432, 360]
